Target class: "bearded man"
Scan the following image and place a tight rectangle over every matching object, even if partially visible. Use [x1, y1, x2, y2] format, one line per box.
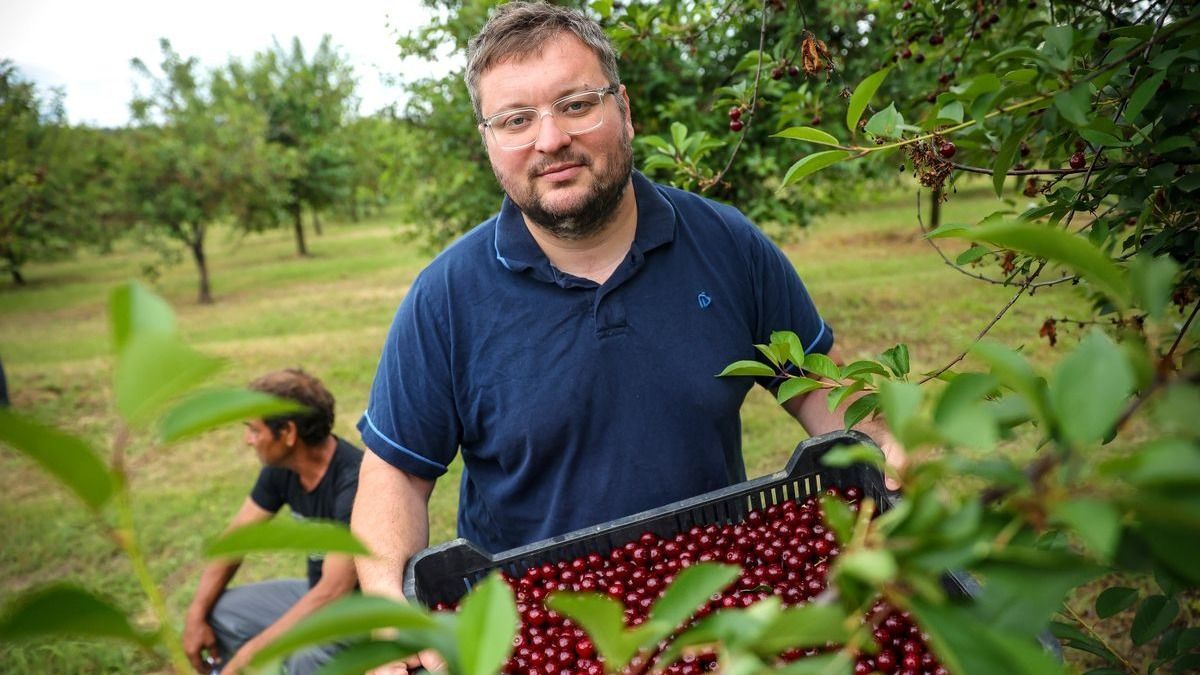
[352, 4, 899, 671]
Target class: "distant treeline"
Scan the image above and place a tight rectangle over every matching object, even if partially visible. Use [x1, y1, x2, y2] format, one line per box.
[1, 38, 459, 303]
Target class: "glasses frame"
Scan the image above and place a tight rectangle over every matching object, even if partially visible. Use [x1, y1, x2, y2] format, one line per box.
[481, 84, 620, 151]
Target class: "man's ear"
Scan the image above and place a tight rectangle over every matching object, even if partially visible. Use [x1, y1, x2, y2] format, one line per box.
[282, 420, 299, 447]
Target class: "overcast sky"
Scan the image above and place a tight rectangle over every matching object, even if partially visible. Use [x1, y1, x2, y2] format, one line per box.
[0, 0, 458, 127]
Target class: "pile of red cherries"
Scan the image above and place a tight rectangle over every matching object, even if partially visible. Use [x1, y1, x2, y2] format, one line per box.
[436, 487, 947, 674]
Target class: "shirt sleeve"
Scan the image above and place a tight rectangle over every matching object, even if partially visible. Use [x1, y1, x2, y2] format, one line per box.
[249, 467, 285, 513]
[743, 218, 834, 356]
[357, 272, 463, 481]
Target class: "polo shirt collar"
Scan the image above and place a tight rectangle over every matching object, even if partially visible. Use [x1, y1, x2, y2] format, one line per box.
[492, 170, 677, 280]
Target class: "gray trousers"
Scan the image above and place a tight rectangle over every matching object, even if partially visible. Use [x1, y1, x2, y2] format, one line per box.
[209, 579, 339, 675]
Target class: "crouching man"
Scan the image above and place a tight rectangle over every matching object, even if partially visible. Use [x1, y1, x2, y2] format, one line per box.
[183, 369, 363, 674]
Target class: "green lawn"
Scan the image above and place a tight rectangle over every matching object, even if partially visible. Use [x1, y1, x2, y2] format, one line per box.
[0, 182, 1091, 672]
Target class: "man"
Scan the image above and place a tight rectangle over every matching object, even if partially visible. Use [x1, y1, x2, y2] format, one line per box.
[353, 2, 900, 669]
[183, 369, 363, 674]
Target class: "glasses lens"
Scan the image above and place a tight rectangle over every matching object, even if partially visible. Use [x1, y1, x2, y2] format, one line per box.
[489, 89, 609, 149]
[552, 91, 606, 134]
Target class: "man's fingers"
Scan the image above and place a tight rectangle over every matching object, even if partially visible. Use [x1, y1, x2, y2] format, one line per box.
[420, 649, 447, 672]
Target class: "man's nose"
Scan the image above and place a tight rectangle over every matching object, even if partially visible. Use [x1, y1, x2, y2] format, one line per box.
[533, 111, 572, 153]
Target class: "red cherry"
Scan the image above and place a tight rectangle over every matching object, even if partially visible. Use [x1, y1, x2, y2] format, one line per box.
[729, 119, 744, 132]
[728, 106, 742, 120]
[1069, 151, 1086, 170]
[939, 141, 957, 159]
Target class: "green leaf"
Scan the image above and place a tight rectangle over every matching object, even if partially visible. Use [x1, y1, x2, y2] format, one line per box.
[1129, 439, 1200, 487]
[957, 74, 1002, 105]
[840, 360, 888, 379]
[826, 379, 867, 413]
[109, 281, 176, 353]
[774, 652, 853, 675]
[1050, 330, 1136, 445]
[590, 0, 614, 19]
[1050, 498, 1121, 560]
[993, 119, 1036, 197]
[956, 245, 991, 265]
[1094, 587, 1138, 619]
[756, 605, 854, 653]
[301, 641, 419, 675]
[946, 220, 1130, 307]
[879, 344, 910, 378]
[1132, 595, 1180, 645]
[935, 101, 965, 124]
[820, 494, 854, 544]
[843, 393, 879, 429]
[934, 373, 1000, 450]
[114, 332, 224, 427]
[457, 572, 518, 675]
[878, 381, 923, 445]
[820, 443, 884, 469]
[847, 66, 891, 131]
[206, 518, 368, 558]
[782, 150, 850, 186]
[772, 331, 807, 367]
[717, 360, 777, 378]
[1130, 254, 1179, 320]
[544, 593, 642, 668]
[251, 596, 436, 666]
[836, 549, 898, 586]
[649, 562, 740, 634]
[773, 126, 842, 147]
[1050, 620, 1119, 664]
[1125, 71, 1168, 123]
[1053, 84, 1092, 127]
[777, 377, 825, 405]
[158, 388, 304, 443]
[1003, 68, 1038, 83]
[911, 598, 1068, 675]
[803, 353, 841, 381]
[864, 103, 903, 138]
[971, 341, 1049, 423]
[974, 553, 1103, 639]
[670, 121, 688, 150]
[0, 409, 114, 512]
[1042, 25, 1075, 63]
[0, 584, 152, 647]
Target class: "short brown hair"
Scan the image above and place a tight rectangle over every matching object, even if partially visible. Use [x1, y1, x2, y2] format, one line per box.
[465, 1, 622, 120]
[248, 369, 335, 446]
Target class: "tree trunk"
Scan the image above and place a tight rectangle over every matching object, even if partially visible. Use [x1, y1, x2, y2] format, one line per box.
[312, 208, 323, 236]
[189, 227, 213, 304]
[292, 204, 309, 256]
[8, 265, 24, 286]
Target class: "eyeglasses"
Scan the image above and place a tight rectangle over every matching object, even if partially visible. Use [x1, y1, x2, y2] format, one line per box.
[481, 85, 618, 150]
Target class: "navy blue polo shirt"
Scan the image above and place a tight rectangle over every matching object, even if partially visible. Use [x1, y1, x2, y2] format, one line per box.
[358, 171, 832, 554]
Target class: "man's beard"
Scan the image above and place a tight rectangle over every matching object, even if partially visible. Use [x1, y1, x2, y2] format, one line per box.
[496, 132, 634, 241]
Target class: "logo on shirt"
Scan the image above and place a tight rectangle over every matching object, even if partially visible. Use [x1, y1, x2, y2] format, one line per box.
[697, 292, 712, 309]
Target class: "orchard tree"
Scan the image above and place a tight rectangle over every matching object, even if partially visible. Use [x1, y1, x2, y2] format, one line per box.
[128, 41, 292, 304]
[0, 62, 115, 285]
[221, 36, 357, 255]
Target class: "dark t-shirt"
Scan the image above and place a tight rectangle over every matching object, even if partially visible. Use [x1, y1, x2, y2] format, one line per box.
[250, 437, 363, 587]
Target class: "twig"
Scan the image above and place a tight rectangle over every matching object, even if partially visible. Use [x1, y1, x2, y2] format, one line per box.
[919, 260, 1049, 384]
[1063, 604, 1137, 674]
[949, 162, 1101, 176]
[1167, 300, 1200, 362]
[701, 0, 770, 193]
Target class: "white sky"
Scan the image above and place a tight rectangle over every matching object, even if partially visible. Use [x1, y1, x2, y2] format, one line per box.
[0, 0, 459, 127]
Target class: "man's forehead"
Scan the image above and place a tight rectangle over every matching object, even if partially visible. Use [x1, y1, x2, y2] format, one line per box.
[477, 33, 605, 110]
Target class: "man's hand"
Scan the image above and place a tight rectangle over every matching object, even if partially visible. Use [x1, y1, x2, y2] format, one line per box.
[367, 649, 446, 674]
[182, 613, 219, 673]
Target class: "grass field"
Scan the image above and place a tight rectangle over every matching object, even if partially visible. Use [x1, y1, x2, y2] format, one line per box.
[0, 181, 1094, 672]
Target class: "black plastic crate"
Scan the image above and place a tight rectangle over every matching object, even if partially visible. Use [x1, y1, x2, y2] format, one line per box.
[404, 430, 887, 607]
[403, 429, 1062, 660]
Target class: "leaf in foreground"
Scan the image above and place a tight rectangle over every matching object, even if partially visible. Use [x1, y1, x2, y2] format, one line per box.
[0, 584, 153, 647]
[0, 409, 114, 511]
[207, 518, 368, 558]
[159, 388, 306, 443]
[457, 573, 519, 675]
[251, 595, 436, 666]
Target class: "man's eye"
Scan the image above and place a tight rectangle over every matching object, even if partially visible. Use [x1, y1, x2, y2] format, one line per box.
[560, 100, 593, 115]
[501, 114, 532, 130]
